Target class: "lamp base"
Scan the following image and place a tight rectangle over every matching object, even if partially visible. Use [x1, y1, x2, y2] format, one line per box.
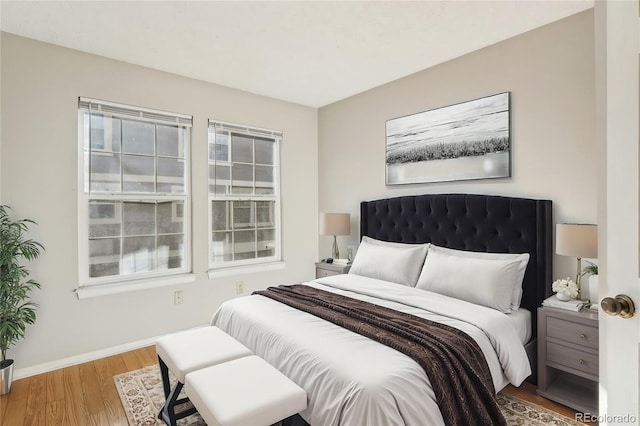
[332, 235, 340, 259]
[576, 257, 583, 301]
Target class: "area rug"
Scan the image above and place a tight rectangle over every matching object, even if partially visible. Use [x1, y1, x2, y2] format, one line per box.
[114, 365, 204, 426]
[114, 366, 585, 426]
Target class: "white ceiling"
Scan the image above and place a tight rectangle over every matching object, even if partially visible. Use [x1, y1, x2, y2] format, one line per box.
[1, 1, 593, 107]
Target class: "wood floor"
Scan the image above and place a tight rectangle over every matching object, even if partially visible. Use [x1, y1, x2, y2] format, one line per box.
[0, 345, 586, 425]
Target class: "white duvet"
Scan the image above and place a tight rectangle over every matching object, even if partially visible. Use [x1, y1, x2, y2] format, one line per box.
[211, 274, 531, 426]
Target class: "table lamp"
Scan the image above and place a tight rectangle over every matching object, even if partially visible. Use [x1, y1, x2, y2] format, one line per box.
[556, 223, 597, 300]
[319, 213, 350, 259]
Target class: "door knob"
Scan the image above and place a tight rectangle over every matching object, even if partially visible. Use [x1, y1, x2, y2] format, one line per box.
[601, 294, 635, 318]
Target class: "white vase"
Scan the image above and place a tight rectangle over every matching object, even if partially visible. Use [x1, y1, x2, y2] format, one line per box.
[556, 293, 570, 301]
[587, 275, 599, 302]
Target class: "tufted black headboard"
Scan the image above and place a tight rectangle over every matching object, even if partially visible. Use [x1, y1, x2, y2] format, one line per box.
[360, 193, 552, 338]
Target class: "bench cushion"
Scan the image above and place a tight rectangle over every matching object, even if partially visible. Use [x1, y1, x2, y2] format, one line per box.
[156, 326, 252, 383]
[184, 355, 307, 426]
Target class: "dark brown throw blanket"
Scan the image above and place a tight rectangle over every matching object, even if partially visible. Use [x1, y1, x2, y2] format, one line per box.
[254, 284, 505, 426]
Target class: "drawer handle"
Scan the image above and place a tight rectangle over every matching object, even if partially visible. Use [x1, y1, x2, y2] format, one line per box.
[580, 333, 586, 339]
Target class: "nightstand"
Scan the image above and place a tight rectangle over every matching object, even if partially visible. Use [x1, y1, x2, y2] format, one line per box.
[537, 306, 598, 415]
[315, 262, 350, 278]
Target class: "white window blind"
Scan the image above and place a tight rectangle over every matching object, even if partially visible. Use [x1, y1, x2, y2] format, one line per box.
[79, 97, 192, 286]
[208, 120, 282, 269]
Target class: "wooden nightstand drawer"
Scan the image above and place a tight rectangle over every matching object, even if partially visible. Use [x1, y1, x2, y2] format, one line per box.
[547, 317, 598, 350]
[316, 268, 337, 278]
[547, 341, 598, 378]
[315, 262, 350, 279]
[537, 307, 599, 414]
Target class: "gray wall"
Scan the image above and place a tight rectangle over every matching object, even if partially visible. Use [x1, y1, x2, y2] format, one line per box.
[1, 33, 318, 371]
[0, 9, 597, 373]
[318, 10, 596, 281]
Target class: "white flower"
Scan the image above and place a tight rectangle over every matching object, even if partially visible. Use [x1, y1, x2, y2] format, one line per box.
[552, 277, 579, 299]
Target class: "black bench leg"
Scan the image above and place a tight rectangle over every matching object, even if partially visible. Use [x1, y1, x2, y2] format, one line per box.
[160, 381, 182, 426]
[158, 355, 171, 399]
[158, 380, 198, 426]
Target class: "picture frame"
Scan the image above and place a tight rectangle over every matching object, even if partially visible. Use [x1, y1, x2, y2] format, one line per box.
[385, 92, 511, 185]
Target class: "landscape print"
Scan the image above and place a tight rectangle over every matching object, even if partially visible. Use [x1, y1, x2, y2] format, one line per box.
[385, 92, 510, 185]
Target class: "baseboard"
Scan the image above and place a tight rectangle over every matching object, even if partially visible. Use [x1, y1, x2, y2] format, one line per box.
[13, 324, 209, 380]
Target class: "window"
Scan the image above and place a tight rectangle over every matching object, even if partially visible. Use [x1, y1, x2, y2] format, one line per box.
[79, 98, 192, 287]
[208, 121, 281, 269]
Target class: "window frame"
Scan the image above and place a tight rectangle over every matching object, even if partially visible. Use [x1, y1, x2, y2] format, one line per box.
[78, 97, 193, 289]
[208, 120, 282, 271]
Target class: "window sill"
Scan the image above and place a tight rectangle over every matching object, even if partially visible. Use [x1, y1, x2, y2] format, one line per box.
[207, 261, 286, 279]
[75, 273, 196, 299]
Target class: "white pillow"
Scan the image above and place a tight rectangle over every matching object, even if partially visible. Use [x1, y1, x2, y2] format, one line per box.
[418, 245, 530, 310]
[415, 248, 526, 313]
[349, 238, 428, 287]
[361, 236, 430, 250]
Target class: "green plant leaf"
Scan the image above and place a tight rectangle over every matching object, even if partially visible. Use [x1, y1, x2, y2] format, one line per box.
[0, 205, 43, 361]
[581, 260, 598, 276]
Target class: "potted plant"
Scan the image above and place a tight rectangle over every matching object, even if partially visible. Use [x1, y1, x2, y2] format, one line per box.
[0, 205, 43, 395]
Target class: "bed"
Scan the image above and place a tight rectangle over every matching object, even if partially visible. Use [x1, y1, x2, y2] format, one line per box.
[212, 193, 552, 426]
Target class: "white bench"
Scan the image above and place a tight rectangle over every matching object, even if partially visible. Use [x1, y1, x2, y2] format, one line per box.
[185, 355, 308, 426]
[156, 326, 252, 426]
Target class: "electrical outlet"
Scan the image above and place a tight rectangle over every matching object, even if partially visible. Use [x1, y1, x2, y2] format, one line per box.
[174, 290, 184, 304]
[235, 281, 244, 294]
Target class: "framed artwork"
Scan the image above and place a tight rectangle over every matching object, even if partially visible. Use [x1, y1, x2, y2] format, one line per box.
[385, 92, 511, 185]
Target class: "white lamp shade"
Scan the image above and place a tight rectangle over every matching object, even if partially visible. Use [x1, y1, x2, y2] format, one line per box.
[556, 223, 597, 258]
[319, 213, 350, 236]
